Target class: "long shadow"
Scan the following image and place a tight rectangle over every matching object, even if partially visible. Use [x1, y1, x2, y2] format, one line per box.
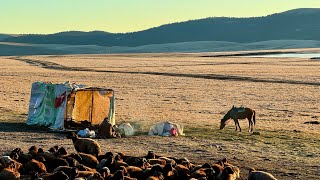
[0, 122, 68, 136]
[201, 51, 297, 57]
[13, 57, 320, 86]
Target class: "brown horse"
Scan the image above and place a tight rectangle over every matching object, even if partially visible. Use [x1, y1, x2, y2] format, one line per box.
[220, 106, 256, 132]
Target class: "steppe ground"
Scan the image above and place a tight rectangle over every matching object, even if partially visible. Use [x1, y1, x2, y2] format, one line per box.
[0, 49, 319, 179]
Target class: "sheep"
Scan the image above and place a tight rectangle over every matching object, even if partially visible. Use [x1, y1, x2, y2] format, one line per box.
[56, 147, 68, 156]
[53, 166, 78, 179]
[0, 161, 20, 180]
[125, 166, 144, 179]
[162, 163, 177, 180]
[28, 146, 39, 158]
[44, 157, 69, 173]
[26, 159, 47, 174]
[37, 148, 56, 161]
[106, 169, 125, 180]
[158, 157, 176, 166]
[145, 164, 164, 180]
[48, 146, 59, 154]
[64, 156, 80, 167]
[217, 166, 238, 180]
[99, 167, 110, 179]
[87, 172, 104, 180]
[76, 170, 96, 178]
[77, 152, 99, 169]
[248, 168, 278, 180]
[67, 132, 101, 157]
[77, 164, 97, 173]
[0, 167, 20, 180]
[147, 159, 166, 166]
[36, 171, 69, 180]
[174, 164, 190, 179]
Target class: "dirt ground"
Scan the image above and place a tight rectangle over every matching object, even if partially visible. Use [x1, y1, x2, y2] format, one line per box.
[0, 49, 319, 179]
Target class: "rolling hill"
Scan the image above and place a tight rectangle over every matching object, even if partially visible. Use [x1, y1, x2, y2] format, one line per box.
[1, 8, 320, 55]
[2, 8, 320, 47]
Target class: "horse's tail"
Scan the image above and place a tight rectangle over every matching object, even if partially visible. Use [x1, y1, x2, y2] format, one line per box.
[253, 110, 256, 125]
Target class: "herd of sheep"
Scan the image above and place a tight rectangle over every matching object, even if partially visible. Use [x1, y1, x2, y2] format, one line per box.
[0, 132, 277, 180]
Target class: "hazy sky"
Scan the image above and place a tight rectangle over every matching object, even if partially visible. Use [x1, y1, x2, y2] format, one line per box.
[1, 0, 320, 34]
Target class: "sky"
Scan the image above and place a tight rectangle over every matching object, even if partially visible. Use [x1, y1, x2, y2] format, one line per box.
[1, 0, 320, 34]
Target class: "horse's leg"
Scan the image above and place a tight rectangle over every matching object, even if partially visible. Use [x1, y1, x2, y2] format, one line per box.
[234, 119, 241, 132]
[248, 118, 251, 132]
[250, 114, 255, 132]
[237, 120, 242, 132]
[251, 119, 254, 132]
[234, 119, 238, 131]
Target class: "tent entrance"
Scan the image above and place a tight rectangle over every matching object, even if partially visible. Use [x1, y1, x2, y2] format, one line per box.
[67, 88, 115, 126]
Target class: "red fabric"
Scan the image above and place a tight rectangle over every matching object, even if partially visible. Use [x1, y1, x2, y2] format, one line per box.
[170, 127, 178, 136]
[54, 91, 66, 108]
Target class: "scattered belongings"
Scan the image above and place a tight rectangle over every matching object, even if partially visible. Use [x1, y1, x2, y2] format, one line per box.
[77, 128, 96, 138]
[26, 81, 115, 131]
[148, 121, 184, 136]
[117, 122, 135, 137]
[248, 168, 278, 180]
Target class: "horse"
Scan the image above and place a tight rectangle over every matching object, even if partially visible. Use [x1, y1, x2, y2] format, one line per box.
[220, 106, 256, 132]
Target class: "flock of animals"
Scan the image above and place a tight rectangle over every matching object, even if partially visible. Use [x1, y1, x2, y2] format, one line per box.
[0, 132, 277, 180]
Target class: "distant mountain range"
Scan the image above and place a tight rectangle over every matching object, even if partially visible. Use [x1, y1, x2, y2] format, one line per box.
[1, 8, 320, 55]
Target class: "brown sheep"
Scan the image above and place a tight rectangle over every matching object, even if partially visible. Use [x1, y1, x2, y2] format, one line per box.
[77, 170, 96, 178]
[26, 159, 47, 174]
[48, 146, 59, 154]
[98, 167, 110, 179]
[145, 165, 164, 180]
[87, 172, 104, 180]
[53, 166, 78, 179]
[37, 171, 69, 180]
[67, 132, 101, 157]
[0, 162, 20, 180]
[56, 147, 68, 156]
[175, 164, 190, 178]
[125, 166, 144, 179]
[28, 146, 39, 158]
[1, 156, 22, 174]
[77, 164, 97, 173]
[162, 163, 177, 180]
[217, 166, 238, 180]
[106, 169, 125, 180]
[37, 148, 56, 161]
[158, 157, 176, 166]
[148, 159, 166, 166]
[77, 152, 99, 169]
[0, 168, 20, 180]
[248, 168, 278, 180]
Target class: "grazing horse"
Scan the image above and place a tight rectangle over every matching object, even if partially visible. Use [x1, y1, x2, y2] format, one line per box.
[220, 106, 256, 132]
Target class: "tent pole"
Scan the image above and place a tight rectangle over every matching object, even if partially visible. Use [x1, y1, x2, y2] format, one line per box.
[90, 89, 94, 123]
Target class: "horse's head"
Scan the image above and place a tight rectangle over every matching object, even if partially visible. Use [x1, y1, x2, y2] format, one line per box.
[220, 119, 227, 130]
[220, 108, 232, 130]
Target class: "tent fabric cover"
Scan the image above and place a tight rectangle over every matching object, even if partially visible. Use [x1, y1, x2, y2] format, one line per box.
[26, 82, 115, 130]
[72, 89, 115, 125]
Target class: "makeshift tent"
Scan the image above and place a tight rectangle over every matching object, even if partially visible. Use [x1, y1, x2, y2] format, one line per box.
[26, 82, 115, 130]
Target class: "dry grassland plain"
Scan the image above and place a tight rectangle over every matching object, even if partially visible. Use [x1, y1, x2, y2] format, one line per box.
[0, 50, 319, 179]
